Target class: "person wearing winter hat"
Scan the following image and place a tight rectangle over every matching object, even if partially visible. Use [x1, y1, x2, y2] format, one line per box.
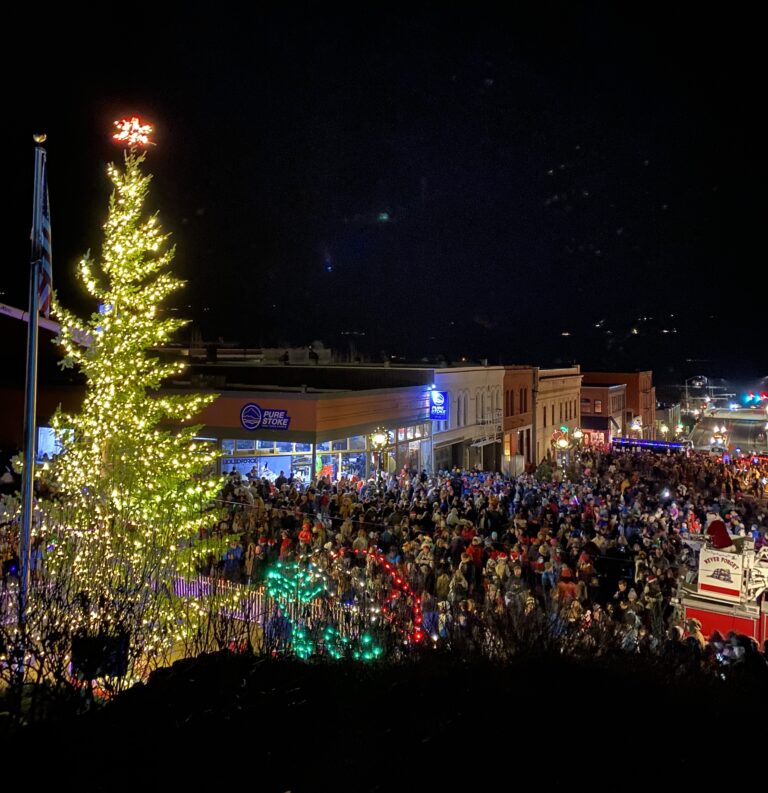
[686, 618, 707, 651]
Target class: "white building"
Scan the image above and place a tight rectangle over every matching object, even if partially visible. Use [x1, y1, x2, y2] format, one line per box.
[431, 366, 504, 471]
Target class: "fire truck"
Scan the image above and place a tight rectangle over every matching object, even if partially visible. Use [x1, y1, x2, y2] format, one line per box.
[678, 535, 768, 645]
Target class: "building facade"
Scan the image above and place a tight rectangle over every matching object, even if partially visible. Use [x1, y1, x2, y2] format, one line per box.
[534, 366, 583, 463]
[580, 382, 627, 446]
[655, 402, 682, 440]
[431, 366, 504, 472]
[502, 366, 535, 473]
[180, 384, 432, 482]
[581, 370, 656, 439]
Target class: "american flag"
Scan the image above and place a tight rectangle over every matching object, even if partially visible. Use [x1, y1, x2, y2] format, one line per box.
[37, 156, 52, 318]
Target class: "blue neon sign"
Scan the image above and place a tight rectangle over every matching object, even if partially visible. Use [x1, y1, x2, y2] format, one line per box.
[429, 390, 449, 421]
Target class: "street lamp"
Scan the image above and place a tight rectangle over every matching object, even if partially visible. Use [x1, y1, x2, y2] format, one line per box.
[630, 417, 643, 438]
[550, 429, 573, 468]
[659, 423, 669, 439]
[684, 375, 707, 411]
[369, 427, 388, 487]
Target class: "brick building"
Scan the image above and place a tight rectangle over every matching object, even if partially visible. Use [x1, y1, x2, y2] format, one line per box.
[581, 370, 656, 439]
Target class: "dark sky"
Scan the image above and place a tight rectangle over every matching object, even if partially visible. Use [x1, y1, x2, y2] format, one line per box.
[5, 3, 766, 382]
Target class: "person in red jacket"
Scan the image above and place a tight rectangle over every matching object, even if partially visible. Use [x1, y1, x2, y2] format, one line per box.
[461, 521, 476, 544]
[298, 522, 312, 552]
[466, 535, 484, 571]
[556, 567, 578, 605]
[279, 530, 294, 561]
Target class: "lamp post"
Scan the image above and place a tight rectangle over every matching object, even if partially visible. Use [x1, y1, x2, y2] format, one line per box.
[550, 429, 573, 468]
[684, 375, 707, 412]
[369, 427, 388, 489]
[659, 423, 669, 440]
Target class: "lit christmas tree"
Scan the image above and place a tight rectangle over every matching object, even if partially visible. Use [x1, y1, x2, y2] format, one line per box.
[35, 142, 222, 679]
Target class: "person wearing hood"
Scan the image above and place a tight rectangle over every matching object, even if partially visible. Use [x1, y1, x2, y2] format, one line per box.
[435, 565, 451, 601]
[448, 566, 468, 603]
[686, 618, 707, 652]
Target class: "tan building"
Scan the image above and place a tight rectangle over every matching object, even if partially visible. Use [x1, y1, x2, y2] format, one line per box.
[534, 366, 582, 463]
[580, 382, 627, 446]
[655, 402, 682, 440]
[503, 366, 535, 473]
[581, 370, 656, 439]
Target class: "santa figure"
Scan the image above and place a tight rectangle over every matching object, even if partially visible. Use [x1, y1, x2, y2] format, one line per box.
[706, 513, 736, 552]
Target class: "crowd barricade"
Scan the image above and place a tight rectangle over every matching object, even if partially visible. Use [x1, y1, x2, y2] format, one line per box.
[171, 575, 354, 637]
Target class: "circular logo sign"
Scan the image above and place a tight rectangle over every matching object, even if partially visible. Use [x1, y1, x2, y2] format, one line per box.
[431, 390, 445, 406]
[240, 403, 263, 431]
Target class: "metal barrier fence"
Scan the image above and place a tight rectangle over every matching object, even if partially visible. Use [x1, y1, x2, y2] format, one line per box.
[172, 575, 357, 637]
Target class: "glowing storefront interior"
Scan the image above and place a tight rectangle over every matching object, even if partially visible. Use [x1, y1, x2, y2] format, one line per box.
[173, 383, 434, 483]
[220, 421, 433, 482]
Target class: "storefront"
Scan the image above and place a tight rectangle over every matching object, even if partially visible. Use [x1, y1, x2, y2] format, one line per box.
[219, 421, 433, 482]
[170, 385, 433, 483]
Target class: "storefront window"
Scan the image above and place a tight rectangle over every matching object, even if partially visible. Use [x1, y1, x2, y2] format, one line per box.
[407, 441, 420, 471]
[317, 441, 331, 452]
[406, 426, 414, 440]
[291, 454, 312, 484]
[332, 438, 347, 451]
[275, 441, 293, 453]
[318, 453, 336, 480]
[340, 452, 366, 478]
[349, 435, 366, 450]
[398, 428, 406, 442]
[236, 439, 255, 452]
[294, 442, 311, 452]
[257, 440, 275, 450]
[222, 440, 235, 453]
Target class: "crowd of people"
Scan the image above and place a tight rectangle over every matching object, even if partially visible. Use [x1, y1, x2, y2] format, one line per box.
[209, 448, 768, 666]
[2, 446, 767, 670]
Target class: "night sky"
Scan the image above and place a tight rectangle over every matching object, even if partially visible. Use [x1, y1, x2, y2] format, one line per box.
[5, 4, 766, 382]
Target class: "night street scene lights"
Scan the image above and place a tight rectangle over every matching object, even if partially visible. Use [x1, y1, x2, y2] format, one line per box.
[710, 425, 728, 451]
[369, 427, 388, 487]
[550, 428, 573, 468]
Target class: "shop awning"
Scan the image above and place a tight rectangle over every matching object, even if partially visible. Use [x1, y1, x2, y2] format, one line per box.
[470, 438, 502, 448]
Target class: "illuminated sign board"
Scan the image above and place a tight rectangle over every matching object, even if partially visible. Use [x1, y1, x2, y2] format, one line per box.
[429, 390, 449, 421]
[240, 403, 291, 431]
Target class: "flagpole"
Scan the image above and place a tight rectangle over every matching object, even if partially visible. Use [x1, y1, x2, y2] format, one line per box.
[18, 135, 47, 678]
